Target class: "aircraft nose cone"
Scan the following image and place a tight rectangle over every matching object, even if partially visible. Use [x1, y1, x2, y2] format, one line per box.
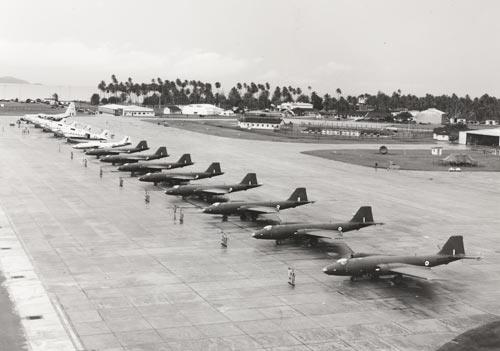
[202, 207, 211, 213]
[252, 232, 257, 238]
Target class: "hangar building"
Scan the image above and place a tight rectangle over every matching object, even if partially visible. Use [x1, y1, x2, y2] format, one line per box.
[99, 104, 154, 117]
[413, 108, 445, 124]
[179, 104, 223, 116]
[458, 128, 500, 147]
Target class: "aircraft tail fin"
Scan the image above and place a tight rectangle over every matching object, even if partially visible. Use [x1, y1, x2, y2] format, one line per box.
[178, 153, 192, 164]
[206, 162, 222, 174]
[349, 206, 374, 223]
[240, 173, 258, 185]
[155, 146, 168, 156]
[438, 235, 465, 256]
[287, 187, 308, 202]
[136, 140, 148, 150]
[66, 102, 76, 116]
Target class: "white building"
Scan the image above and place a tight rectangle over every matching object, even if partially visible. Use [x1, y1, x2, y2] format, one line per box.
[459, 128, 500, 146]
[278, 102, 314, 116]
[99, 104, 154, 117]
[238, 116, 282, 130]
[413, 108, 445, 124]
[179, 104, 223, 116]
[433, 132, 449, 141]
[484, 119, 499, 126]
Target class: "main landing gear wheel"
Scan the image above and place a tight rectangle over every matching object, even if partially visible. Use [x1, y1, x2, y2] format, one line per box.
[350, 276, 357, 282]
[275, 240, 283, 245]
[222, 215, 228, 222]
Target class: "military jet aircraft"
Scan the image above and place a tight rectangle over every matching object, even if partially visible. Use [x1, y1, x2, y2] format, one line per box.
[165, 172, 261, 201]
[202, 187, 313, 221]
[117, 154, 194, 176]
[86, 140, 149, 158]
[100, 146, 168, 165]
[72, 136, 131, 150]
[322, 235, 480, 283]
[138, 162, 223, 186]
[252, 206, 382, 245]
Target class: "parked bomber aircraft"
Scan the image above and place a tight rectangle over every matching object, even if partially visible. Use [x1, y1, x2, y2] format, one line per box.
[165, 173, 261, 201]
[22, 102, 76, 122]
[252, 206, 382, 245]
[85, 140, 149, 158]
[138, 162, 223, 186]
[73, 136, 131, 150]
[118, 154, 194, 176]
[202, 187, 313, 221]
[100, 146, 168, 165]
[322, 235, 480, 283]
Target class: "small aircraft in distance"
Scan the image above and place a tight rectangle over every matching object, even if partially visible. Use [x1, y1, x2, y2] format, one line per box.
[202, 187, 313, 222]
[100, 146, 168, 165]
[22, 102, 76, 122]
[322, 235, 481, 283]
[118, 154, 194, 176]
[138, 162, 223, 186]
[252, 206, 382, 245]
[72, 136, 131, 150]
[85, 140, 149, 158]
[165, 172, 261, 202]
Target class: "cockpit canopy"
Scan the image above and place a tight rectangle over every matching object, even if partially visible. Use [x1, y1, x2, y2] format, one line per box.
[336, 258, 348, 265]
[212, 202, 220, 207]
[263, 225, 272, 231]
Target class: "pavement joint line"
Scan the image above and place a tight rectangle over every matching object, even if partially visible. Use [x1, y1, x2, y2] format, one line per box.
[0, 205, 80, 351]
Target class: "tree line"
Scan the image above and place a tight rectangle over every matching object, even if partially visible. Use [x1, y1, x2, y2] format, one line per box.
[93, 75, 500, 121]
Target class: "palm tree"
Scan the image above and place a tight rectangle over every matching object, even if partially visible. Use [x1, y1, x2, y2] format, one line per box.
[97, 80, 106, 98]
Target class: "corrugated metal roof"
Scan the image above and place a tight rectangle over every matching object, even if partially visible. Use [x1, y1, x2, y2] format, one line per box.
[464, 128, 500, 137]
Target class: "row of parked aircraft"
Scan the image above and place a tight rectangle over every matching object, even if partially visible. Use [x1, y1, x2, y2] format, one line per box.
[20, 107, 480, 284]
[21, 103, 111, 141]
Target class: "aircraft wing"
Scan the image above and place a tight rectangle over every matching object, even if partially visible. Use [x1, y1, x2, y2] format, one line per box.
[239, 205, 279, 214]
[123, 155, 148, 160]
[388, 264, 441, 281]
[294, 228, 342, 240]
[142, 164, 171, 170]
[196, 188, 229, 196]
[165, 175, 197, 182]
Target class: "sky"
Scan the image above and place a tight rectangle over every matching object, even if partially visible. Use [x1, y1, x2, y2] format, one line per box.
[1, 0, 500, 97]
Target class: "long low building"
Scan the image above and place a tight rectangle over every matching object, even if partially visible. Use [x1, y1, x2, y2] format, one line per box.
[238, 115, 283, 130]
[458, 128, 500, 146]
[99, 104, 154, 117]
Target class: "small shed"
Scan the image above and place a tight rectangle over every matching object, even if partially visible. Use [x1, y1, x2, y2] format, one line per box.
[431, 146, 443, 156]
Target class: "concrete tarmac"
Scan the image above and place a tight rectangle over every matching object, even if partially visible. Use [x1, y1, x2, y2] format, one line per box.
[0, 115, 499, 351]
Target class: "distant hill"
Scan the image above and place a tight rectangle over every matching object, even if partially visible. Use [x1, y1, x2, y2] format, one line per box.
[0, 76, 30, 84]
